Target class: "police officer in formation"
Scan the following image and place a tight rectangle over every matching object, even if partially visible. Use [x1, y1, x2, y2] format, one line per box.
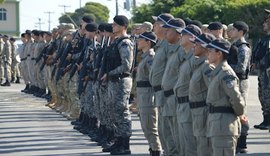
[15, 10, 265, 156]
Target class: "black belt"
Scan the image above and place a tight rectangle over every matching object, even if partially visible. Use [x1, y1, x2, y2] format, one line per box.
[153, 85, 162, 92]
[109, 73, 131, 82]
[21, 58, 27, 61]
[31, 58, 35, 60]
[136, 81, 152, 88]
[177, 96, 189, 104]
[209, 106, 234, 114]
[164, 89, 174, 97]
[189, 101, 206, 109]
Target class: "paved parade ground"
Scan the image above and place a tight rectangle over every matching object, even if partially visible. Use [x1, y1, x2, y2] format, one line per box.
[0, 76, 270, 156]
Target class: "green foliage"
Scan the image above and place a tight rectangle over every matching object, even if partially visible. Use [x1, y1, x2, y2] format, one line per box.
[59, 2, 109, 27]
[132, 0, 270, 38]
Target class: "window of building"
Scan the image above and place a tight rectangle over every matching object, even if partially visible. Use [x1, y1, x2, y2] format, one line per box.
[0, 8, 7, 21]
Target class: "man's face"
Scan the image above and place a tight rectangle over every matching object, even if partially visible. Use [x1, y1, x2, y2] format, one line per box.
[263, 17, 270, 32]
[165, 28, 180, 44]
[180, 34, 193, 47]
[194, 42, 207, 56]
[86, 31, 96, 39]
[229, 27, 241, 39]
[153, 21, 165, 37]
[112, 22, 124, 34]
[207, 48, 221, 64]
[137, 38, 148, 51]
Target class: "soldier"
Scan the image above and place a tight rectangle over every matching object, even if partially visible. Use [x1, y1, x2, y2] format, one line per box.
[189, 33, 216, 156]
[149, 13, 174, 156]
[208, 22, 224, 39]
[253, 10, 270, 130]
[0, 34, 4, 84]
[206, 39, 245, 156]
[20, 33, 30, 92]
[1, 35, 12, 86]
[100, 15, 134, 155]
[160, 18, 186, 155]
[136, 31, 161, 156]
[228, 21, 251, 153]
[9, 37, 20, 83]
[174, 24, 202, 156]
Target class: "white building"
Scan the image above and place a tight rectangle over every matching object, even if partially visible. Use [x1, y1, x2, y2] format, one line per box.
[0, 0, 20, 36]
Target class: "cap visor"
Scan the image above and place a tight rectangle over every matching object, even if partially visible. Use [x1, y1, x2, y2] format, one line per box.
[265, 9, 270, 13]
[152, 16, 158, 21]
[176, 28, 183, 34]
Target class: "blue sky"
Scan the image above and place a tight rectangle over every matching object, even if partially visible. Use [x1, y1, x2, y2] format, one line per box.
[19, 0, 151, 33]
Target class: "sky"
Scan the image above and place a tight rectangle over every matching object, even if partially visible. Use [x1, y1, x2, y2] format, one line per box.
[19, 0, 151, 33]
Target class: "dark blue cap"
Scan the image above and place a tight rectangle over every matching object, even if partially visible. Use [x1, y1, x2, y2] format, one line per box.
[138, 31, 157, 44]
[85, 23, 98, 32]
[113, 15, 129, 27]
[98, 23, 106, 32]
[32, 30, 40, 36]
[162, 18, 185, 30]
[179, 24, 202, 36]
[233, 21, 249, 32]
[206, 38, 231, 54]
[152, 13, 174, 23]
[104, 23, 113, 33]
[192, 33, 216, 48]
[82, 15, 94, 23]
[208, 22, 223, 30]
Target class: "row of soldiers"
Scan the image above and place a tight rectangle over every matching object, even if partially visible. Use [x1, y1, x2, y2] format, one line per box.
[18, 9, 270, 156]
[0, 35, 21, 86]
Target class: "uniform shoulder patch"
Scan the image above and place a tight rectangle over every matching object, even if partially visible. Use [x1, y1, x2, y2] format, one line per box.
[223, 75, 236, 88]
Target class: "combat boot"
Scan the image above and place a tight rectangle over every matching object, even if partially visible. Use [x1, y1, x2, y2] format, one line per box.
[21, 84, 30, 92]
[1, 80, 11, 86]
[254, 114, 270, 130]
[110, 137, 131, 155]
[71, 112, 84, 126]
[151, 151, 161, 156]
[10, 76, 15, 83]
[102, 137, 121, 153]
[15, 77, 20, 83]
[236, 135, 248, 153]
[102, 128, 115, 149]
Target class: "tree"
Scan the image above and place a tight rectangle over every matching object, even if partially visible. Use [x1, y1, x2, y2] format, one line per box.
[59, 2, 109, 26]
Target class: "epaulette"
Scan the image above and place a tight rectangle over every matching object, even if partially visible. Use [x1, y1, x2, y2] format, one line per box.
[222, 75, 236, 81]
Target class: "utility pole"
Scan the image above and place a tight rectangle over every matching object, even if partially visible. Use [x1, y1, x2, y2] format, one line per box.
[35, 18, 44, 30]
[116, 0, 119, 15]
[59, 5, 71, 13]
[44, 11, 54, 31]
[79, 0, 82, 8]
[132, 0, 136, 8]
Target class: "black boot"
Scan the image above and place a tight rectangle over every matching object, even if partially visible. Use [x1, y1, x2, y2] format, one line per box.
[236, 135, 248, 153]
[71, 111, 84, 126]
[254, 114, 270, 130]
[254, 115, 267, 129]
[15, 77, 20, 83]
[152, 150, 161, 156]
[10, 76, 15, 83]
[102, 128, 115, 149]
[1, 80, 11, 86]
[21, 84, 30, 92]
[102, 136, 121, 153]
[110, 137, 131, 155]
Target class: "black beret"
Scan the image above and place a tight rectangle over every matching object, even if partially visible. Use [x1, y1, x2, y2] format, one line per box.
[3, 35, 9, 39]
[85, 23, 98, 32]
[192, 33, 216, 48]
[208, 22, 223, 30]
[206, 38, 231, 54]
[10, 37, 16, 41]
[152, 13, 174, 23]
[21, 33, 26, 37]
[179, 24, 202, 36]
[162, 18, 186, 30]
[98, 23, 106, 32]
[82, 15, 94, 23]
[233, 21, 249, 33]
[184, 18, 192, 26]
[113, 15, 129, 27]
[190, 20, 202, 28]
[32, 30, 40, 36]
[138, 31, 157, 44]
[25, 30, 32, 35]
[44, 31, 52, 36]
[104, 23, 113, 33]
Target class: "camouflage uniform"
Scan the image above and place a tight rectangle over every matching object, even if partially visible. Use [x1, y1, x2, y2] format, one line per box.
[34, 40, 46, 90]
[11, 42, 20, 79]
[2, 39, 12, 82]
[189, 57, 214, 156]
[0, 39, 4, 81]
[207, 61, 245, 156]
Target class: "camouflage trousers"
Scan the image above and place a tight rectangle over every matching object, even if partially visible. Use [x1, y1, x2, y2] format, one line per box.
[0, 59, 3, 80]
[108, 77, 132, 138]
[67, 73, 80, 109]
[258, 71, 270, 115]
[98, 83, 109, 126]
[11, 61, 20, 77]
[80, 81, 94, 117]
[93, 82, 100, 119]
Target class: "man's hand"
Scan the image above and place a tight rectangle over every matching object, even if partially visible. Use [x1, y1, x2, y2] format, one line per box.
[101, 74, 107, 82]
[240, 115, 248, 124]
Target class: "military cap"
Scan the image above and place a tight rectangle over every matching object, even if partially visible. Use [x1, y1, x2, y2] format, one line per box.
[265, 9, 270, 14]
[138, 31, 157, 44]
[190, 20, 202, 28]
[21, 33, 26, 37]
[85, 23, 98, 32]
[32, 30, 40, 36]
[139, 21, 153, 31]
[178, 24, 202, 36]
[206, 38, 231, 54]
[133, 23, 142, 30]
[227, 23, 233, 32]
[191, 33, 216, 48]
[152, 13, 174, 23]
[82, 15, 94, 23]
[3, 35, 9, 39]
[44, 31, 52, 36]
[113, 15, 129, 27]
[184, 18, 192, 25]
[57, 23, 65, 29]
[25, 30, 32, 35]
[208, 22, 223, 30]
[104, 23, 113, 33]
[233, 21, 249, 33]
[98, 23, 107, 32]
[162, 18, 186, 30]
